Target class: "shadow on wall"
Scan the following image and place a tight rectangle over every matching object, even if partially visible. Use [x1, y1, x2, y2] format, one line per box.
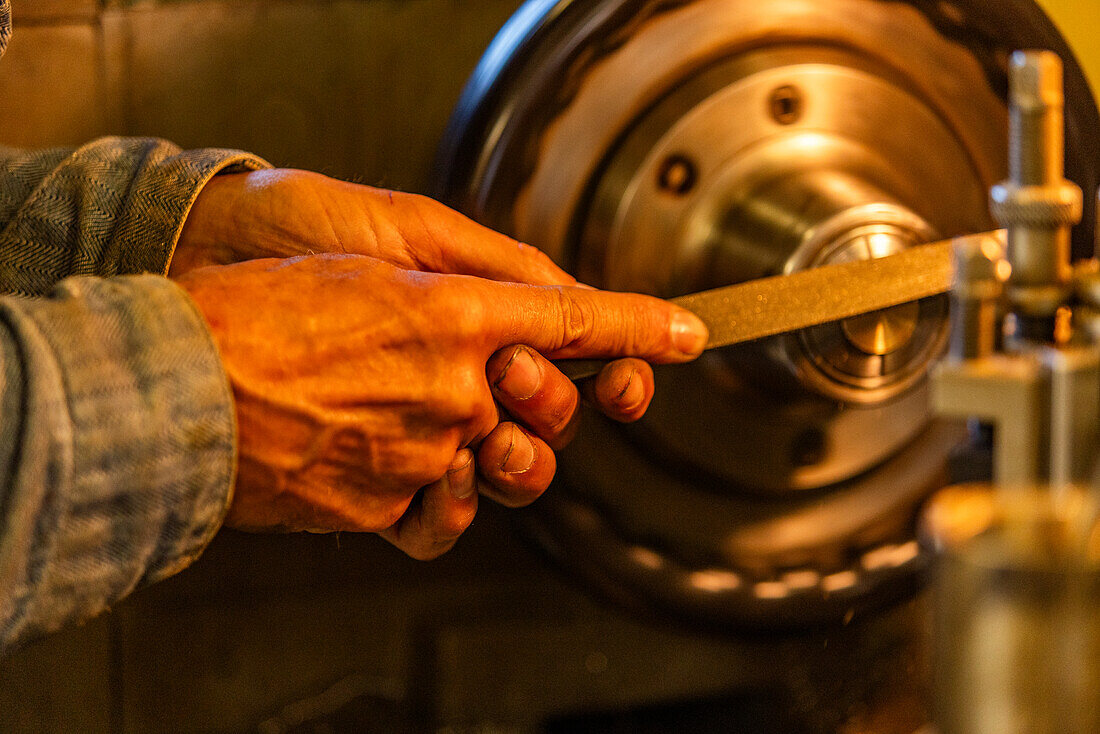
[0, 0, 522, 192]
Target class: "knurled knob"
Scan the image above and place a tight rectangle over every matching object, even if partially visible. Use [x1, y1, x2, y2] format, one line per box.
[990, 181, 1083, 227]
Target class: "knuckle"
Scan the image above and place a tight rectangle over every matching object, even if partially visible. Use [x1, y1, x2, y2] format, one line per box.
[388, 446, 454, 491]
[375, 502, 411, 532]
[469, 400, 500, 443]
[436, 373, 483, 422]
[442, 375, 497, 443]
[453, 367, 489, 406]
[426, 452, 459, 487]
[442, 285, 489, 342]
[555, 288, 594, 350]
[619, 300, 652, 355]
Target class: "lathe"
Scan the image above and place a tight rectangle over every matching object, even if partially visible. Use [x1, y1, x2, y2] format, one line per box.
[0, 1, 1097, 731]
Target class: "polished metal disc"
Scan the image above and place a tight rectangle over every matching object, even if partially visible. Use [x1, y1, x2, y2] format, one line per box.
[436, 0, 1100, 627]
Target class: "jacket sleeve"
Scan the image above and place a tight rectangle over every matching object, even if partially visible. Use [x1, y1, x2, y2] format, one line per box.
[0, 137, 269, 295]
[0, 138, 271, 655]
[0, 275, 237, 653]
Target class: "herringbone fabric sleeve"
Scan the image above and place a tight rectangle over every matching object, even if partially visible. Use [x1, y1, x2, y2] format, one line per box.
[0, 138, 270, 295]
[0, 3, 275, 652]
[0, 4, 276, 655]
[0, 133, 271, 655]
[0, 275, 237, 653]
[0, 1, 8, 57]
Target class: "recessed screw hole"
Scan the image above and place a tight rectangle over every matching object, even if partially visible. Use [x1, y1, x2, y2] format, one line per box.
[770, 85, 804, 125]
[656, 155, 697, 196]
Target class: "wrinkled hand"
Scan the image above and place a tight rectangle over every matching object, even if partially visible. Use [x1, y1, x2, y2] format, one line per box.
[172, 169, 569, 286]
[172, 170, 707, 558]
[175, 169, 670, 424]
[176, 254, 707, 559]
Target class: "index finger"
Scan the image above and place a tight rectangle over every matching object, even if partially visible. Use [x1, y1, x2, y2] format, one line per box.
[483, 281, 708, 363]
[385, 191, 579, 287]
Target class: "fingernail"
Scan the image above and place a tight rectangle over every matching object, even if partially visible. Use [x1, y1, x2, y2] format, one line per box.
[670, 311, 708, 357]
[448, 472, 476, 500]
[502, 425, 536, 474]
[449, 450, 473, 473]
[496, 347, 541, 400]
[617, 370, 646, 412]
[447, 451, 476, 499]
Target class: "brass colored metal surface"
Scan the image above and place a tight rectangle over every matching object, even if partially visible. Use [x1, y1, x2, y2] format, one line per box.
[677, 239, 956, 350]
[925, 486, 1100, 734]
[439, 0, 1100, 630]
[842, 301, 920, 356]
[992, 51, 1083, 324]
[559, 235, 979, 381]
[928, 52, 1100, 734]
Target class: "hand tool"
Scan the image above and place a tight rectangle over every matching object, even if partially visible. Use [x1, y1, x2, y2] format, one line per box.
[555, 231, 1003, 381]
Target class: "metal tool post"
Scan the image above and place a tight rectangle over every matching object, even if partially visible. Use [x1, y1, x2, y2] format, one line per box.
[926, 50, 1100, 734]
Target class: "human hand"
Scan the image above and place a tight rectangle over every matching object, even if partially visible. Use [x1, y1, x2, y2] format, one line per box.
[172, 168, 570, 286]
[176, 254, 707, 559]
[173, 168, 692, 558]
[175, 169, 663, 424]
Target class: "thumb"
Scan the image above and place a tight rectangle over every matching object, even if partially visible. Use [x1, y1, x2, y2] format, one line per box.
[484, 282, 709, 363]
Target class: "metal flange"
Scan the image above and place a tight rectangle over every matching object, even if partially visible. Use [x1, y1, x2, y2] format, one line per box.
[436, 0, 1100, 628]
